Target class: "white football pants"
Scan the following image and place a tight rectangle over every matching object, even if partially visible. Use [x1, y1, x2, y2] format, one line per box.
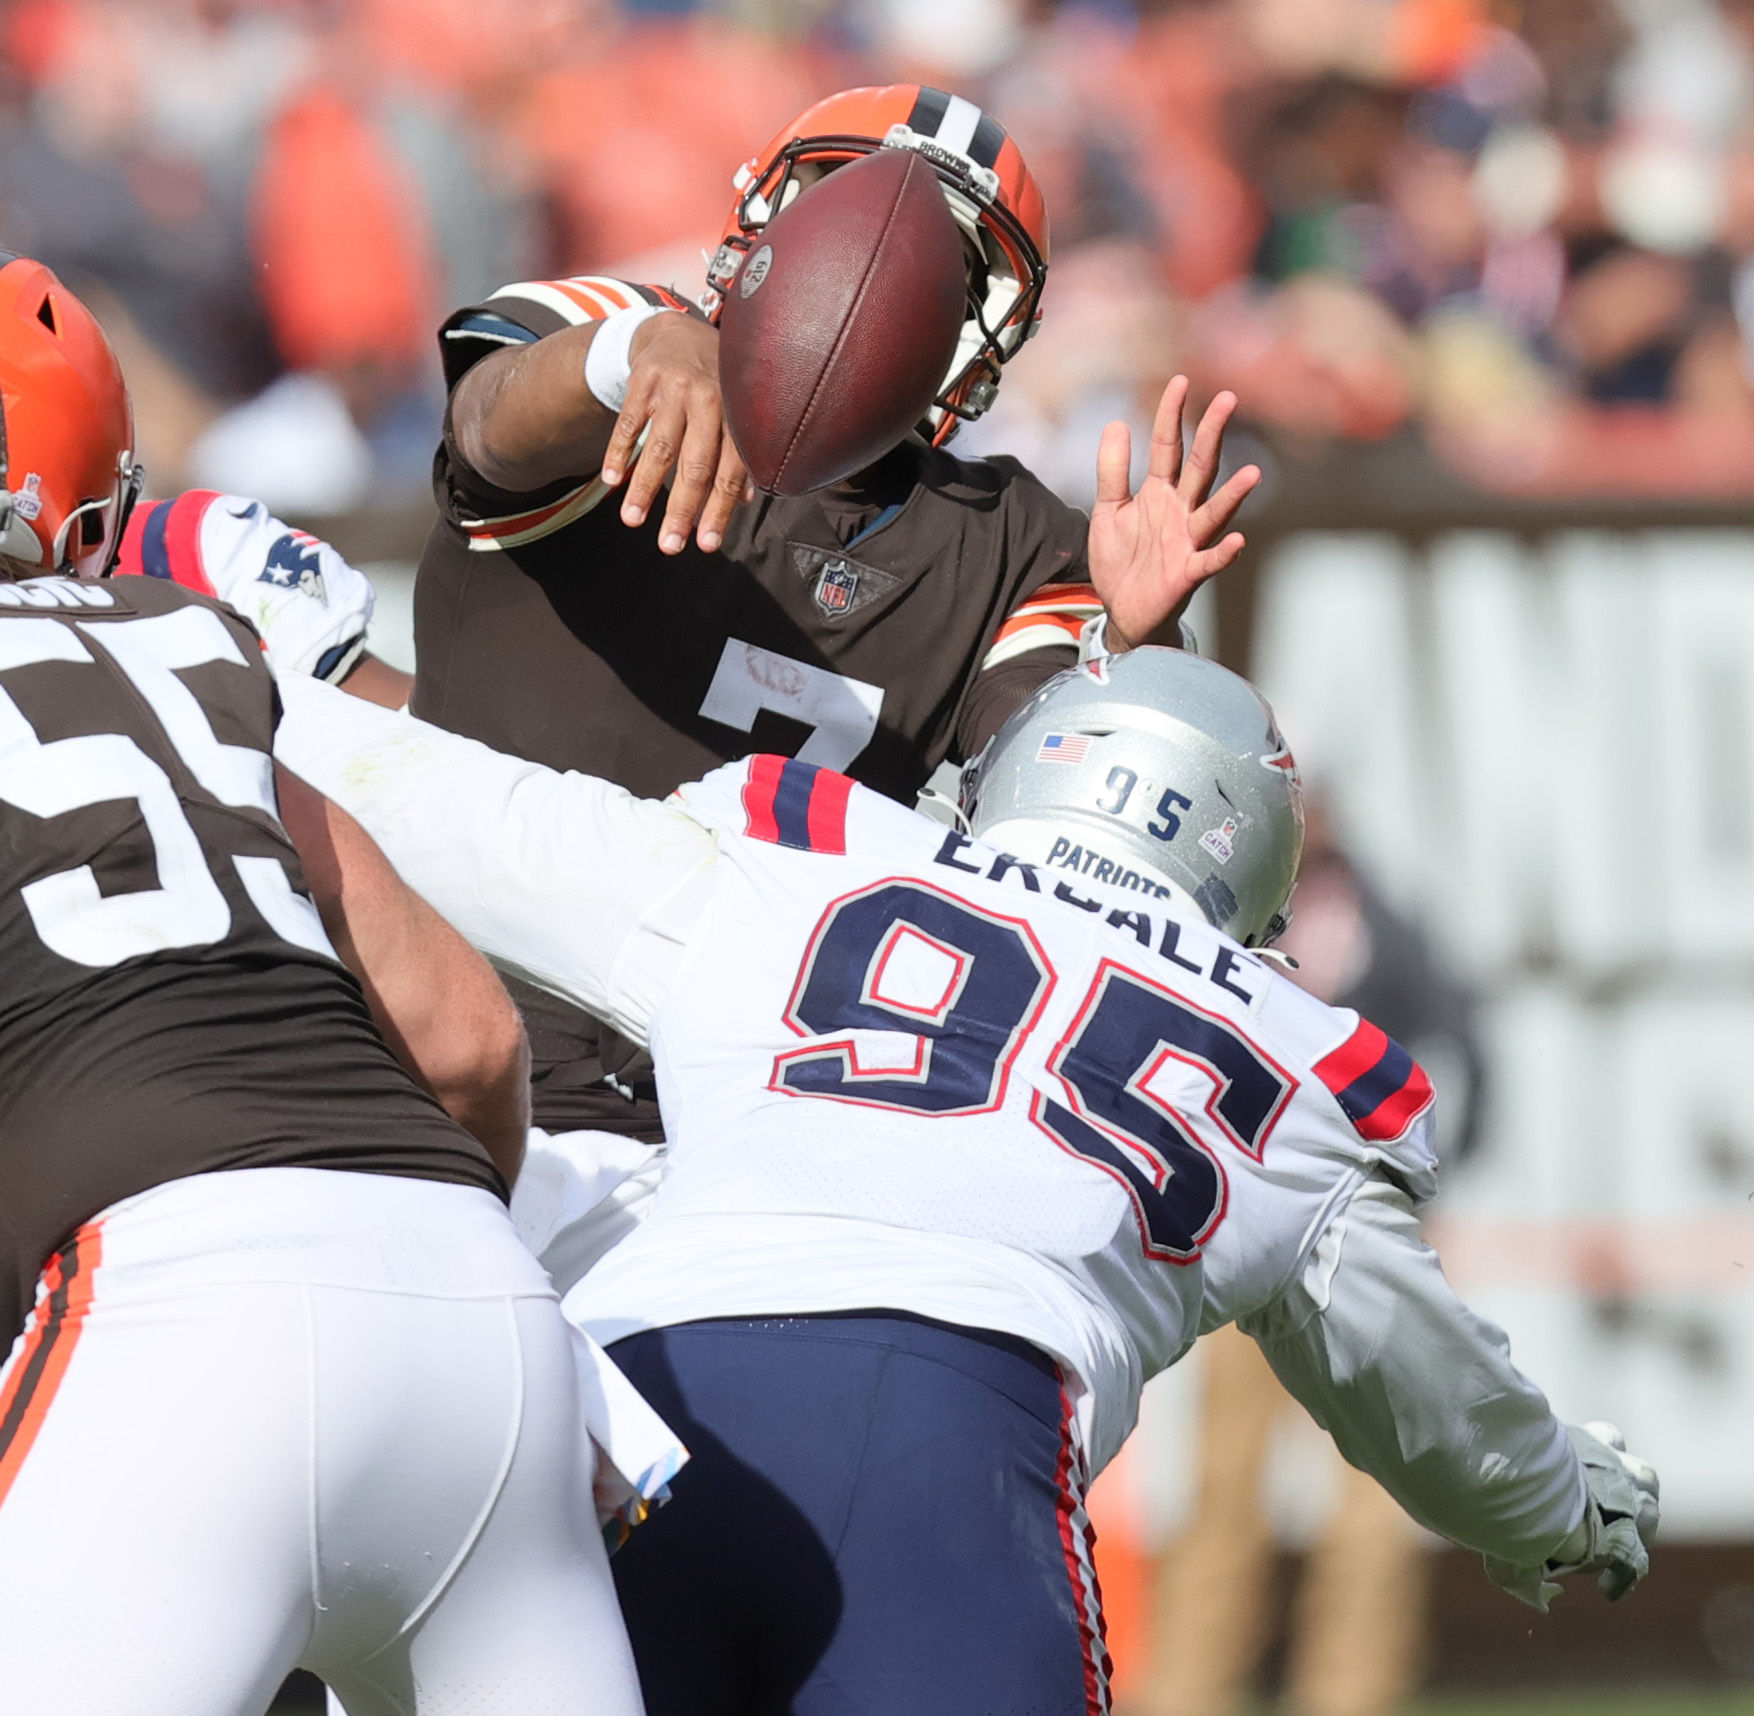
[0, 1167, 646, 1716]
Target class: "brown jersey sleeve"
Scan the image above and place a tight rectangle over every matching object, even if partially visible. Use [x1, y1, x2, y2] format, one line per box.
[434, 276, 700, 535]
[953, 644, 1079, 759]
[436, 276, 695, 394]
[941, 470, 1095, 765]
[975, 453, 1091, 595]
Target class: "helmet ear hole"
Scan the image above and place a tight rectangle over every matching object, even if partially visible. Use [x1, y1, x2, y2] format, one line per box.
[80, 503, 104, 546]
[36, 295, 56, 335]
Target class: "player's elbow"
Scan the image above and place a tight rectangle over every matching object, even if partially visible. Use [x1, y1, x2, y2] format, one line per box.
[451, 352, 527, 492]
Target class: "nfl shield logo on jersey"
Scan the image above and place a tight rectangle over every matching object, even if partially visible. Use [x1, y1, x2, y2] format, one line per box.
[814, 559, 859, 616]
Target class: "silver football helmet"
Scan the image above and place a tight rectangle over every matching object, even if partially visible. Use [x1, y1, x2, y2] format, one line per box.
[960, 648, 1305, 946]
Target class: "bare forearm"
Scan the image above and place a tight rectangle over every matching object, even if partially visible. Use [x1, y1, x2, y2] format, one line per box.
[361, 927, 532, 1184]
[338, 652, 414, 711]
[276, 764, 532, 1182]
[426, 1009, 531, 1183]
[452, 323, 615, 493]
[447, 307, 748, 553]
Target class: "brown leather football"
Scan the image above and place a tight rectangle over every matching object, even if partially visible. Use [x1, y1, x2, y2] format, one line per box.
[718, 147, 968, 497]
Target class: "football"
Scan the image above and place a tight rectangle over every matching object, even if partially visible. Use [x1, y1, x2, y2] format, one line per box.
[718, 146, 969, 496]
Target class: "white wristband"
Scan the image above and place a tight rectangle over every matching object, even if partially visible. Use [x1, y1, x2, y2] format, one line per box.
[1077, 612, 1112, 666]
[1079, 610, 1199, 661]
[584, 304, 673, 414]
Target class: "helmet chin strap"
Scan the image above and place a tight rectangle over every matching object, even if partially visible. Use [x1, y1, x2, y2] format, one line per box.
[50, 452, 142, 577]
[917, 781, 972, 834]
[52, 498, 102, 569]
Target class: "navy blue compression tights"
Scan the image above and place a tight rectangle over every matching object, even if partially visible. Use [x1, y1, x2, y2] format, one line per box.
[608, 1312, 1110, 1716]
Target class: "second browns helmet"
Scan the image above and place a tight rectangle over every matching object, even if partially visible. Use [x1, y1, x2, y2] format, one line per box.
[704, 85, 1050, 447]
[0, 254, 141, 578]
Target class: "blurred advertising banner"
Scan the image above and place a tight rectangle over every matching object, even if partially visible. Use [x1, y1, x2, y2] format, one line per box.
[1254, 524, 1754, 1541]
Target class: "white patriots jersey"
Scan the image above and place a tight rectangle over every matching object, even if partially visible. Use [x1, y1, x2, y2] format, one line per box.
[580, 755, 1439, 1471]
[280, 681, 1588, 1572]
[116, 489, 376, 682]
[277, 682, 1460, 1479]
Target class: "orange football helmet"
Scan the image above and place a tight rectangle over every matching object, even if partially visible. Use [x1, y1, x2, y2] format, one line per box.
[705, 85, 1050, 447]
[0, 253, 141, 578]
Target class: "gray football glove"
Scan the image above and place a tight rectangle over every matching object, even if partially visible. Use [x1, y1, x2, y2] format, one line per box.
[1485, 1421, 1659, 1611]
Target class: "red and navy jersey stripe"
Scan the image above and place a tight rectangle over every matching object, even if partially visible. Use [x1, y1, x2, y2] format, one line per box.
[742, 755, 854, 855]
[1313, 1019, 1433, 1143]
[113, 489, 218, 596]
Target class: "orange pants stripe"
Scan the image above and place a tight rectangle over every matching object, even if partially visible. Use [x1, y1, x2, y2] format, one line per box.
[0, 1224, 102, 1510]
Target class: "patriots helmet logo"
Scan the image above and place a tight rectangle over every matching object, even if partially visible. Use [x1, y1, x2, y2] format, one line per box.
[1261, 730, 1300, 786]
[260, 531, 327, 603]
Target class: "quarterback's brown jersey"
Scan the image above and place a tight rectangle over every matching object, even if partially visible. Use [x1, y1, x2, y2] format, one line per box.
[417, 276, 1091, 797]
[0, 575, 503, 1340]
[418, 275, 1095, 1133]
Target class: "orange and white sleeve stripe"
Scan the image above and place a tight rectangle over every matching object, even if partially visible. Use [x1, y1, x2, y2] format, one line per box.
[484, 275, 690, 328]
[981, 583, 1104, 671]
[486, 275, 639, 326]
[456, 479, 617, 553]
[455, 277, 692, 552]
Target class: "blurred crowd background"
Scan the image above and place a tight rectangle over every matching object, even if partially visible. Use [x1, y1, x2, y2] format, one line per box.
[8, 0, 1754, 510]
[7, 5, 1754, 1715]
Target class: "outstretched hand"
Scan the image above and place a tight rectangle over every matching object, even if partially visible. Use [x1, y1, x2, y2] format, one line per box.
[1087, 376, 1262, 652]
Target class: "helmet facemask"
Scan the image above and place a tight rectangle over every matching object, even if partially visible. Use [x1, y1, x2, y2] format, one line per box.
[705, 95, 1049, 449]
